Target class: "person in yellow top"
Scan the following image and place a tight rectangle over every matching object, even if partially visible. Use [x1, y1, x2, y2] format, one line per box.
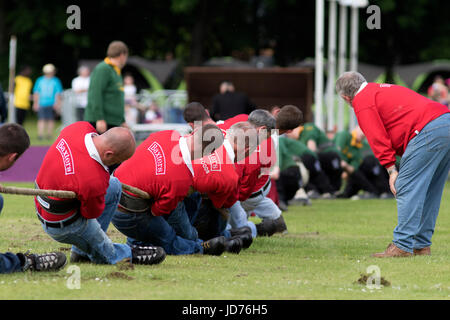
[14, 66, 33, 125]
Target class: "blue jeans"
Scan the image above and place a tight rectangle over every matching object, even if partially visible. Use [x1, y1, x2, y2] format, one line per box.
[228, 181, 281, 238]
[111, 194, 204, 255]
[166, 192, 201, 241]
[228, 201, 257, 238]
[393, 113, 450, 253]
[0, 252, 22, 274]
[40, 176, 132, 264]
[0, 194, 3, 213]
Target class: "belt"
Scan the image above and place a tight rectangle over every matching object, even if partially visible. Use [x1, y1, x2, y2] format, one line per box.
[118, 190, 153, 214]
[37, 212, 80, 228]
[35, 181, 80, 215]
[249, 179, 271, 199]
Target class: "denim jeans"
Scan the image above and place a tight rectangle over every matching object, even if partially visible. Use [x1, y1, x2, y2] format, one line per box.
[40, 176, 132, 264]
[393, 113, 450, 253]
[166, 192, 201, 241]
[0, 252, 22, 274]
[111, 194, 204, 255]
[241, 181, 282, 221]
[228, 201, 257, 238]
[0, 194, 3, 214]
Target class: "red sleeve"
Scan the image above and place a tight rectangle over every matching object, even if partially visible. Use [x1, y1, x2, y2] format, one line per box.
[355, 106, 397, 168]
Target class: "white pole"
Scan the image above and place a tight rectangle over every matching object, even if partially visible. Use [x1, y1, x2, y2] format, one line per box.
[337, 3, 347, 131]
[349, 4, 359, 130]
[315, 0, 325, 130]
[8, 35, 17, 124]
[326, 0, 337, 133]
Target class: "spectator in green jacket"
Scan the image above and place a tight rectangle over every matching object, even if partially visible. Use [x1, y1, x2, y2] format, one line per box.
[84, 41, 129, 133]
[277, 127, 336, 207]
[334, 127, 389, 199]
[297, 122, 343, 192]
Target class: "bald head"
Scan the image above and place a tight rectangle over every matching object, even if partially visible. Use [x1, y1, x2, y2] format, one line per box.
[94, 127, 136, 166]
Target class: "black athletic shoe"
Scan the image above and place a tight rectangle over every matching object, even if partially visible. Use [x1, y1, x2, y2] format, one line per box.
[21, 252, 67, 272]
[231, 233, 253, 249]
[229, 226, 252, 237]
[131, 245, 166, 265]
[70, 251, 91, 263]
[202, 236, 226, 256]
[224, 237, 243, 254]
[255, 219, 278, 237]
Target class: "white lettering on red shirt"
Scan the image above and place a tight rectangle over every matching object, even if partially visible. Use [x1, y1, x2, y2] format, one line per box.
[148, 142, 166, 175]
[56, 138, 75, 175]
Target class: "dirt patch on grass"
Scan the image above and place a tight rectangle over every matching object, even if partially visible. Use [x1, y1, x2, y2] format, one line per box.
[106, 271, 134, 280]
[116, 259, 134, 271]
[355, 273, 391, 287]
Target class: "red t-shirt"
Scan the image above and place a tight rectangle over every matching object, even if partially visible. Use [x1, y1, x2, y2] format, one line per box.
[353, 83, 450, 168]
[235, 136, 276, 201]
[114, 130, 193, 216]
[35, 122, 110, 221]
[192, 144, 239, 209]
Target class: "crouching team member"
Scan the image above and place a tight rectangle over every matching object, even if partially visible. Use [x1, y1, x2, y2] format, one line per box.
[111, 124, 244, 256]
[297, 122, 343, 196]
[192, 122, 260, 250]
[231, 109, 286, 237]
[35, 121, 165, 265]
[334, 127, 390, 199]
[0, 124, 66, 273]
[183, 103, 259, 244]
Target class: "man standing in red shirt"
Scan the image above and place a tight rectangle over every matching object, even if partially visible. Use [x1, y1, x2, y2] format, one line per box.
[35, 122, 166, 265]
[112, 124, 244, 255]
[336, 71, 450, 257]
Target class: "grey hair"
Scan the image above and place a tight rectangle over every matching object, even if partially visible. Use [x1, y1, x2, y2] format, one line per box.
[248, 109, 276, 131]
[335, 71, 367, 98]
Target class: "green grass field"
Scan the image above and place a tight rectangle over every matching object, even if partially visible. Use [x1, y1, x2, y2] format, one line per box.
[1, 181, 449, 300]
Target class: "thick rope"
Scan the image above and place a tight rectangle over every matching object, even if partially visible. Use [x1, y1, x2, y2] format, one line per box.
[0, 184, 76, 198]
[0, 183, 150, 199]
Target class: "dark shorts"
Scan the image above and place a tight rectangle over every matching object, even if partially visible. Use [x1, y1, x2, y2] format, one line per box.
[38, 106, 54, 120]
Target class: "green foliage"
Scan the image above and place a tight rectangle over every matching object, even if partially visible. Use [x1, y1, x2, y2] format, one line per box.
[1, 0, 449, 89]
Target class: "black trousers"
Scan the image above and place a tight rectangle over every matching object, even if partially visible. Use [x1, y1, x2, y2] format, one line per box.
[192, 199, 227, 241]
[341, 155, 390, 197]
[15, 108, 28, 126]
[318, 151, 343, 192]
[276, 166, 302, 203]
[301, 154, 335, 194]
[359, 155, 390, 194]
